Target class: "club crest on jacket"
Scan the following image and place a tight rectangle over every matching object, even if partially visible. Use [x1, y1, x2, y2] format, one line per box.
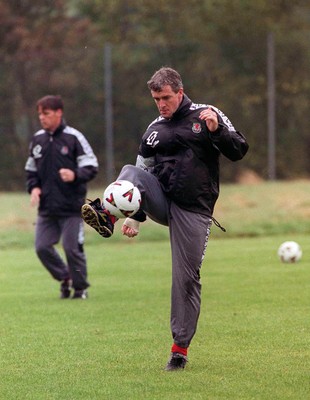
[192, 122, 202, 133]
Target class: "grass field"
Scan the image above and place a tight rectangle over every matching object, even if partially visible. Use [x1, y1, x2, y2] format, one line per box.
[1, 181, 310, 399]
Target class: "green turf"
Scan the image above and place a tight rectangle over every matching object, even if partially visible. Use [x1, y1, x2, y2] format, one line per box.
[1, 183, 310, 399]
[1, 235, 310, 399]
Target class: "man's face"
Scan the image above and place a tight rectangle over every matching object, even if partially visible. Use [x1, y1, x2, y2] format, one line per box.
[37, 106, 62, 132]
[151, 85, 183, 119]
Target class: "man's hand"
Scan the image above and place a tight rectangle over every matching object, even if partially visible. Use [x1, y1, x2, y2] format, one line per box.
[121, 218, 140, 238]
[59, 168, 75, 182]
[199, 108, 219, 132]
[30, 187, 41, 207]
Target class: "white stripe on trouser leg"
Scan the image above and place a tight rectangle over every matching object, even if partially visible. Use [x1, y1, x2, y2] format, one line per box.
[169, 203, 212, 348]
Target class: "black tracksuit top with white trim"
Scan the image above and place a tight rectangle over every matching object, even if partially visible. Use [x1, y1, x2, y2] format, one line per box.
[139, 94, 249, 216]
[25, 122, 98, 217]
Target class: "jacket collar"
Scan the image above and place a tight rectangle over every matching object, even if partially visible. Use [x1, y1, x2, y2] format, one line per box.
[171, 94, 192, 120]
[46, 121, 66, 136]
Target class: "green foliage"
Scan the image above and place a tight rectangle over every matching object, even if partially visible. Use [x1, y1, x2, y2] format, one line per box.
[0, 1, 310, 188]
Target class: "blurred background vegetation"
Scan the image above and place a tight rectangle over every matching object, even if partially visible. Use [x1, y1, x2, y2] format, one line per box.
[1, 0, 309, 190]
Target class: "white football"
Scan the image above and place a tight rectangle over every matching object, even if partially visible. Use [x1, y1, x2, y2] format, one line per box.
[277, 241, 302, 263]
[103, 180, 141, 219]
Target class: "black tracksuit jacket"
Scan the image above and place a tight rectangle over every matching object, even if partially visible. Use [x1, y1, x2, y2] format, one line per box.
[139, 95, 249, 216]
[25, 123, 98, 217]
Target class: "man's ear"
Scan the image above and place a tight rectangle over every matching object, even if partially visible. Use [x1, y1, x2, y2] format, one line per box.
[56, 109, 63, 118]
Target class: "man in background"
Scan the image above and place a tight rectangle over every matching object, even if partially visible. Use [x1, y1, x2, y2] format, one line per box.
[25, 95, 98, 299]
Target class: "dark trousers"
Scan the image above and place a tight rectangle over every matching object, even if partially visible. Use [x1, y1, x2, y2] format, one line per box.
[118, 165, 212, 348]
[35, 215, 89, 290]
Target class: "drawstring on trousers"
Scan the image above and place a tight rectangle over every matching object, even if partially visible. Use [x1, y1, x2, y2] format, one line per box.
[211, 216, 226, 232]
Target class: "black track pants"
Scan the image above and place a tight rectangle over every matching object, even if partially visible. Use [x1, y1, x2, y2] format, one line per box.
[118, 165, 212, 348]
[35, 215, 89, 290]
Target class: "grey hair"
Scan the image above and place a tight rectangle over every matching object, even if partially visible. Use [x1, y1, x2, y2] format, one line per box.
[147, 67, 183, 93]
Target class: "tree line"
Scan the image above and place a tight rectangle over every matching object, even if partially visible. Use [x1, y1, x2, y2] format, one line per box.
[0, 0, 309, 189]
